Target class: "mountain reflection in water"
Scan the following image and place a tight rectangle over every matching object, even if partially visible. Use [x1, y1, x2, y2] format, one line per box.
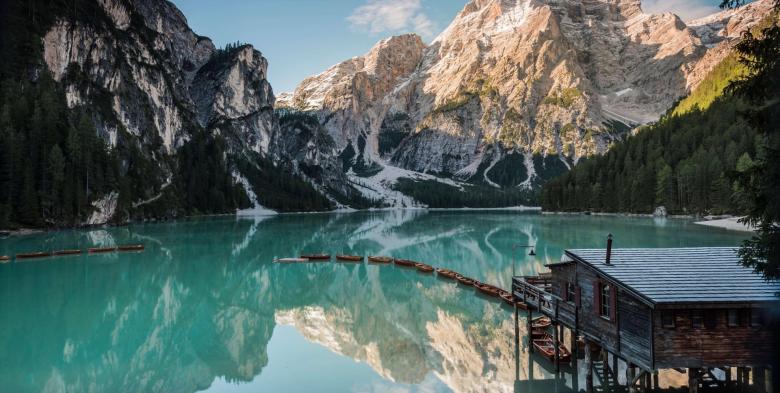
[0, 211, 746, 392]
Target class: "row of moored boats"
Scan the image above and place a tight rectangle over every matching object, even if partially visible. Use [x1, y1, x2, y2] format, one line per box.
[0, 244, 145, 263]
[276, 254, 528, 308]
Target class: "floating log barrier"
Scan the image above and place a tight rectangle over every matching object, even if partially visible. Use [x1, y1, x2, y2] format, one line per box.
[53, 249, 82, 256]
[367, 256, 392, 264]
[118, 244, 144, 252]
[276, 257, 308, 263]
[16, 251, 51, 259]
[415, 262, 434, 273]
[435, 268, 458, 280]
[336, 255, 363, 262]
[301, 254, 330, 261]
[88, 247, 116, 254]
[394, 259, 416, 267]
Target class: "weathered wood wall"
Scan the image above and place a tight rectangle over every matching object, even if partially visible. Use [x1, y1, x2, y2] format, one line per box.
[549, 262, 654, 370]
[653, 306, 776, 368]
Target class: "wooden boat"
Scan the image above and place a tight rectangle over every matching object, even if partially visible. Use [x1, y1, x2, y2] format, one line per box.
[533, 335, 572, 363]
[475, 282, 501, 297]
[276, 257, 308, 263]
[500, 291, 517, 305]
[0, 255, 10, 263]
[394, 258, 416, 267]
[368, 256, 392, 264]
[415, 262, 434, 273]
[53, 249, 82, 256]
[455, 274, 475, 286]
[435, 268, 458, 280]
[16, 251, 51, 259]
[118, 244, 144, 251]
[300, 254, 330, 260]
[88, 247, 116, 253]
[532, 316, 551, 329]
[336, 255, 363, 262]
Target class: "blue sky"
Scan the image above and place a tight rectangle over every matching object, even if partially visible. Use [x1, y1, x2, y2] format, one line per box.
[172, 0, 726, 93]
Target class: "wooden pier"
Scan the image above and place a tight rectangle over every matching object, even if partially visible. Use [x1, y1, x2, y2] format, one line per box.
[512, 245, 779, 393]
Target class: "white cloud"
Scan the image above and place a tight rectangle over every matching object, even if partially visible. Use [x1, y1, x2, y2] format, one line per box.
[347, 0, 436, 39]
[643, 0, 721, 20]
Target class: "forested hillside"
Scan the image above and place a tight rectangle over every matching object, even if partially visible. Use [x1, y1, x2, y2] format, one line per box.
[540, 59, 759, 215]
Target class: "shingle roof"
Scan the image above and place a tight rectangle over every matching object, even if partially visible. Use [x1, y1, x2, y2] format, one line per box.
[563, 247, 780, 305]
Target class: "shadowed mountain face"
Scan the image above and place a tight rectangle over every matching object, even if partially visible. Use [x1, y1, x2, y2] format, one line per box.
[0, 212, 746, 392]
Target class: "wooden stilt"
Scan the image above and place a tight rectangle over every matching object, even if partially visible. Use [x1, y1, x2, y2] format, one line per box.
[755, 368, 766, 393]
[527, 308, 533, 354]
[553, 322, 560, 372]
[627, 365, 637, 393]
[585, 340, 593, 393]
[653, 371, 660, 393]
[688, 368, 700, 393]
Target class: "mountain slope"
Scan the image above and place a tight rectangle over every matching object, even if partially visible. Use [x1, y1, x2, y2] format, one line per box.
[0, 0, 367, 228]
[281, 0, 773, 207]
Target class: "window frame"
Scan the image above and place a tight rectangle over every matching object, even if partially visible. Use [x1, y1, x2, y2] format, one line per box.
[600, 283, 611, 320]
[750, 309, 764, 327]
[727, 309, 741, 327]
[661, 311, 676, 328]
[704, 310, 718, 329]
[690, 310, 703, 328]
[566, 282, 576, 303]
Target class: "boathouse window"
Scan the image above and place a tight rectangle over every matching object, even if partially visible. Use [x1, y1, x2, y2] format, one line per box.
[690, 310, 703, 328]
[727, 309, 743, 327]
[600, 283, 611, 319]
[704, 311, 718, 329]
[662, 311, 676, 328]
[750, 309, 764, 327]
[566, 282, 576, 303]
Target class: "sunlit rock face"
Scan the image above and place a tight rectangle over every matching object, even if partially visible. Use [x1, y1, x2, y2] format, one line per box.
[283, 0, 771, 192]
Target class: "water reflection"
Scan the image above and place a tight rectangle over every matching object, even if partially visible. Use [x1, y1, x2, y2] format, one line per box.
[0, 211, 747, 392]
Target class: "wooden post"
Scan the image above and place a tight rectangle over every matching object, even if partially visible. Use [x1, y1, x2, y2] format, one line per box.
[653, 371, 660, 393]
[585, 340, 593, 393]
[514, 301, 520, 382]
[554, 322, 560, 372]
[527, 308, 533, 354]
[688, 368, 699, 393]
[627, 365, 637, 393]
[755, 368, 766, 393]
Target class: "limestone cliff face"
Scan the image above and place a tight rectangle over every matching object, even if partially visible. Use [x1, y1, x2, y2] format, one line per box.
[38, 0, 357, 216]
[282, 0, 771, 204]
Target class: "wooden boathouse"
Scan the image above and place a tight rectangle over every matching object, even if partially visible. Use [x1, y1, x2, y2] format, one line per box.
[512, 244, 779, 392]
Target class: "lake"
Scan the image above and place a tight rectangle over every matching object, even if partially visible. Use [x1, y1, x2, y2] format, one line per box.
[0, 211, 748, 392]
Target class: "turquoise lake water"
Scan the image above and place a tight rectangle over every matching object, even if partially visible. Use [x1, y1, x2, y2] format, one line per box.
[0, 211, 748, 392]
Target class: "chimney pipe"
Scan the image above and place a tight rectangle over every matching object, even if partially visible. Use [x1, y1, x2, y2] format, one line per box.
[606, 234, 613, 265]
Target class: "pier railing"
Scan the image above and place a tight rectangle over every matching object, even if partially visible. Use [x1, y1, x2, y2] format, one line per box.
[512, 276, 562, 319]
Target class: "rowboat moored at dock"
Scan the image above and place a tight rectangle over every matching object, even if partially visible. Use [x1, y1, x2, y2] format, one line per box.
[16, 252, 51, 259]
[53, 249, 82, 256]
[435, 268, 458, 280]
[455, 274, 474, 286]
[394, 259, 416, 267]
[88, 247, 116, 253]
[118, 244, 144, 251]
[300, 254, 330, 260]
[336, 255, 363, 262]
[275, 257, 308, 263]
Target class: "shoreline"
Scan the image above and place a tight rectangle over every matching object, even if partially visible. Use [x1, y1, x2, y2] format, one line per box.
[693, 216, 755, 232]
[1, 205, 543, 237]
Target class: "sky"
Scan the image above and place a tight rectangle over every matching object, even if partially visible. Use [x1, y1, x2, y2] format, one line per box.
[172, 0, 727, 94]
